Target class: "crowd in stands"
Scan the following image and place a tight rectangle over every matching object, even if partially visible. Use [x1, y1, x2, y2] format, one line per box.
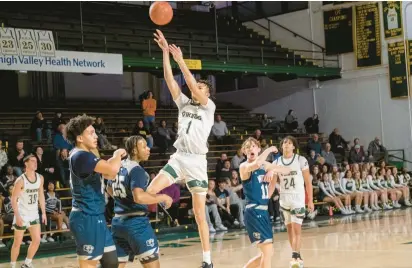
[0, 94, 409, 249]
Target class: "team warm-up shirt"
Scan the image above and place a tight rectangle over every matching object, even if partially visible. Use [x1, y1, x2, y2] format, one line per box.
[108, 159, 150, 215]
[69, 148, 105, 215]
[273, 154, 308, 195]
[242, 166, 270, 205]
[173, 93, 215, 155]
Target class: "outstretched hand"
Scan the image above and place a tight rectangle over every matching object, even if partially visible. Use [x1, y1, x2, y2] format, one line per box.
[153, 29, 169, 52]
[169, 44, 183, 62]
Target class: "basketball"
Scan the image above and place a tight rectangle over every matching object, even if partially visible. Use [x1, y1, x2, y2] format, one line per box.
[149, 1, 173, 26]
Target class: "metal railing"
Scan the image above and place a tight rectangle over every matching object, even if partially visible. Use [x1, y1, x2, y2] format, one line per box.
[54, 33, 340, 68]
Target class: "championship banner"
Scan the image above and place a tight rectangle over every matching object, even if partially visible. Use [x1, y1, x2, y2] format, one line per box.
[0, 27, 123, 74]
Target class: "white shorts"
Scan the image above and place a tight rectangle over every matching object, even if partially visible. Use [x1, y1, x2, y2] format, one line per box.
[13, 213, 40, 230]
[159, 151, 208, 193]
[280, 193, 306, 225]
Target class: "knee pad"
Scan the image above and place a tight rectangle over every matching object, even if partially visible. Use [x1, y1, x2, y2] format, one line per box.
[100, 250, 118, 268]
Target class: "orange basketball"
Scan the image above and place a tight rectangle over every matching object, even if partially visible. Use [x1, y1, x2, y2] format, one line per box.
[149, 1, 173, 26]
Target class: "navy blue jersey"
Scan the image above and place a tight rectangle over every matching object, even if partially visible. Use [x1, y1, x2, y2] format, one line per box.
[242, 166, 270, 205]
[69, 148, 105, 215]
[108, 159, 150, 215]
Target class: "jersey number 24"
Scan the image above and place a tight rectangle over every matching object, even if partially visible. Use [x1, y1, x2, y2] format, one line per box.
[283, 177, 295, 190]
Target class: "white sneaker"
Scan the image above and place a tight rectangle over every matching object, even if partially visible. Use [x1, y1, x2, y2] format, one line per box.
[215, 224, 228, 231]
[364, 206, 372, 212]
[209, 225, 216, 233]
[40, 237, 47, 243]
[372, 205, 380, 211]
[26, 240, 32, 245]
[47, 237, 55, 242]
[355, 208, 364, 213]
[233, 220, 240, 226]
[393, 203, 402, 208]
[0, 240, 5, 248]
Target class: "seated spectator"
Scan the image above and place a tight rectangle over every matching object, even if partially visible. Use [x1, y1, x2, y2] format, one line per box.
[7, 140, 28, 176]
[260, 114, 281, 133]
[214, 179, 238, 227]
[230, 170, 244, 199]
[1, 184, 15, 247]
[284, 109, 298, 132]
[142, 91, 157, 131]
[307, 134, 322, 155]
[132, 120, 154, 148]
[368, 137, 387, 162]
[223, 177, 245, 228]
[30, 111, 51, 143]
[157, 120, 176, 153]
[328, 128, 349, 156]
[93, 117, 116, 150]
[0, 140, 7, 173]
[53, 124, 73, 157]
[206, 180, 228, 232]
[308, 150, 319, 167]
[252, 129, 263, 142]
[321, 143, 337, 166]
[304, 114, 319, 134]
[349, 144, 366, 163]
[211, 114, 231, 145]
[56, 149, 70, 187]
[215, 153, 228, 179]
[159, 183, 181, 227]
[45, 181, 69, 233]
[218, 160, 231, 180]
[1, 165, 17, 193]
[231, 149, 245, 172]
[51, 112, 65, 132]
[33, 146, 55, 186]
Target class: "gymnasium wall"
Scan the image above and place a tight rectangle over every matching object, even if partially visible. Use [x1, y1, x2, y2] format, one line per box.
[63, 72, 151, 100]
[241, 1, 412, 165]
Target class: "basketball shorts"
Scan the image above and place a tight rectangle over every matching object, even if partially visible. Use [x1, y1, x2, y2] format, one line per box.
[111, 216, 159, 264]
[69, 210, 115, 260]
[12, 212, 39, 230]
[159, 152, 208, 193]
[280, 193, 306, 225]
[244, 206, 273, 245]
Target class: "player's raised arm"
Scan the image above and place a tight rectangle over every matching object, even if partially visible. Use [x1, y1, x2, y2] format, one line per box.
[169, 44, 209, 106]
[240, 146, 279, 177]
[95, 149, 127, 180]
[154, 30, 181, 100]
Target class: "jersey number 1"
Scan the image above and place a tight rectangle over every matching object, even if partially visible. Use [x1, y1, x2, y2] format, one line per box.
[186, 121, 192, 134]
[261, 184, 269, 199]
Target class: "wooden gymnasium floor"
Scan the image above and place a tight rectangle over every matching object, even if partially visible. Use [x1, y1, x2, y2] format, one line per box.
[2, 208, 412, 267]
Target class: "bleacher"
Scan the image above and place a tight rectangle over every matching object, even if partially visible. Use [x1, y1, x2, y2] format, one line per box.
[0, 1, 319, 68]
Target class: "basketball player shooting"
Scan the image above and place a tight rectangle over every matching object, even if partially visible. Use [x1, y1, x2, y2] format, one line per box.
[150, 29, 215, 268]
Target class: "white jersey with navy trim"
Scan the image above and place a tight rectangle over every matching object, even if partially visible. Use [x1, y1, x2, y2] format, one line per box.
[173, 93, 215, 155]
[273, 154, 308, 195]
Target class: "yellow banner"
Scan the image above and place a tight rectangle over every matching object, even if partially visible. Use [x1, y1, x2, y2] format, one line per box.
[184, 59, 202, 70]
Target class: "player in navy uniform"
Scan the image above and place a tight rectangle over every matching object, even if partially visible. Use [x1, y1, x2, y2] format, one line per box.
[239, 137, 290, 268]
[65, 115, 127, 268]
[107, 136, 173, 268]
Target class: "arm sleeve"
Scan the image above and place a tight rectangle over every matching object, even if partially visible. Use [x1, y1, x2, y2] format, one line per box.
[71, 151, 101, 178]
[341, 178, 352, 193]
[329, 182, 338, 196]
[129, 167, 149, 190]
[173, 92, 190, 110]
[299, 156, 309, 171]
